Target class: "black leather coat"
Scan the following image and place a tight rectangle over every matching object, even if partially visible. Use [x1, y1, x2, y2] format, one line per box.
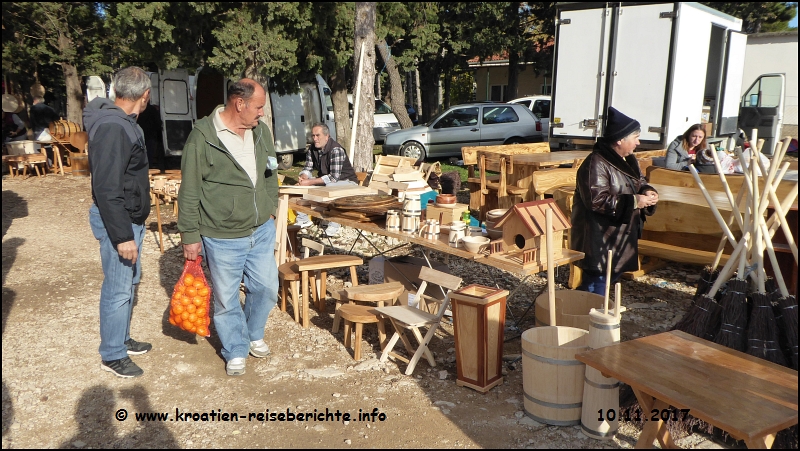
[570, 141, 657, 275]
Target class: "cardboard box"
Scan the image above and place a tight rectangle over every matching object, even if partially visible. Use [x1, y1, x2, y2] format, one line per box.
[426, 203, 469, 225]
[369, 256, 451, 306]
[702, 122, 712, 137]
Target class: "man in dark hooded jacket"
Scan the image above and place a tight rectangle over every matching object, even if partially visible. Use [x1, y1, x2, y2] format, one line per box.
[570, 107, 659, 294]
[84, 66, 153, 378]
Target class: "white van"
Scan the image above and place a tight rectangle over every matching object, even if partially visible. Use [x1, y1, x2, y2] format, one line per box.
[85, 69, 336, 169]
[341, 94, 401, 143]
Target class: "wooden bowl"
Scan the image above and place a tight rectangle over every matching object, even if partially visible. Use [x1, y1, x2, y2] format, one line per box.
[487, 227, 503, 240]
[436, 194, 457, 204]
[487, 209, 508, 220]
[462, 236, 490, 253]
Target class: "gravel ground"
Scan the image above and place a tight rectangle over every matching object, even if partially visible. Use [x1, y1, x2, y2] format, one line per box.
[1, 173, 741, 449]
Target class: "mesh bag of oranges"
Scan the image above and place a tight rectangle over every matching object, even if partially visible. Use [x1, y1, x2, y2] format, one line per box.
[169, 256, 211, 337]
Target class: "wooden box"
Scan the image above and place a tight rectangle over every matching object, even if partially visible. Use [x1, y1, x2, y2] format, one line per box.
[450, 284, 509, 393]
[425, 203, 469, 226]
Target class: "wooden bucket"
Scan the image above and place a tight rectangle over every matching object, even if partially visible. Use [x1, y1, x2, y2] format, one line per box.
[580, 310, 621, 440]
[70, 153, 90, 177]
[49, 120, 81, 141]
[535, 290, 621, 330]
[522, 326, 588, 426]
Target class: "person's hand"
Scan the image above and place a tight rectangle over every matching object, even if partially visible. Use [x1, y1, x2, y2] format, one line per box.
[183, 242, 202, 261]
[117, 240, 139, 264]
[298, 177, 318, 186]
[636, 191, 658, 209]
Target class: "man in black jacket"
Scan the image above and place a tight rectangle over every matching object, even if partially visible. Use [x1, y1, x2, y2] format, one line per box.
[84, 66, 153, 378]
[571, 107, 659, 294]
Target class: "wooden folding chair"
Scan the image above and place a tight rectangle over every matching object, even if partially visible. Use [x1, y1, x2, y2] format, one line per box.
[374, 266, 463, 375]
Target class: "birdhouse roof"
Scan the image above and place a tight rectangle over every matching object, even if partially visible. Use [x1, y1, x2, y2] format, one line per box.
[493, 199, 571, 236]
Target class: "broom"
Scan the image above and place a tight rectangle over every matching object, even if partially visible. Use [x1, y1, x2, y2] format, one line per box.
[776, 295, 798, 370]
[713, 255, 748, 352]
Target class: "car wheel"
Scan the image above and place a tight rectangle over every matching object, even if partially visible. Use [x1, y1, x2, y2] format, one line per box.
[400, 141, 426, 161]
[504, 137, 525, 145]
[278, 153, 294, 170]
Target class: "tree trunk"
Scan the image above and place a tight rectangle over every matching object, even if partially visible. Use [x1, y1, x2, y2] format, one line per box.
[56, 32, 82, 126]
[419, 61, 439, 124]
[352, 2, 376, 172]
[443, 68, 452, 110]
[329, 66, 350, 150]
[244, 64, 274, 137]
[507, 51, 520, 101]
[376, 38, 413, 129]
[415, 65, 423, 122]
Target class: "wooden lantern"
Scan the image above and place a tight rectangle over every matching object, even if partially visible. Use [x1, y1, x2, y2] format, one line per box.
[450, 284, 509, 393]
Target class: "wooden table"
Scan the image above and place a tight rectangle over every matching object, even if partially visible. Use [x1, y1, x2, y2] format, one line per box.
[151, 189, 178, 253]
[482, 150, 590, 204]
[576, 330, 798, 449]
[284, 196, 584, 277]
[33, 140, 73, 176]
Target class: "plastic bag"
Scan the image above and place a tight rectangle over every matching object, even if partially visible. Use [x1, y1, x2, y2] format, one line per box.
[168, 256, 211, 337]
[731, 148, 770, 175]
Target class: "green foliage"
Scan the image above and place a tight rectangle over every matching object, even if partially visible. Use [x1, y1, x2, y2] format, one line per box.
[449, 72, 475, 105]
[701, 2, 797, 33]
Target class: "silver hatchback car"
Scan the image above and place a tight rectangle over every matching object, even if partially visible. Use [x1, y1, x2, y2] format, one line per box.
[382, 102, 542, 160]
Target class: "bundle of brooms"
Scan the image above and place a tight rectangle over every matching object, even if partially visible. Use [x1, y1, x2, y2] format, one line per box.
[628, 134, 799, 447]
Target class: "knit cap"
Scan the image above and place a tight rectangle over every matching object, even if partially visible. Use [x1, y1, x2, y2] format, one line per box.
[604, 106, 640, 142]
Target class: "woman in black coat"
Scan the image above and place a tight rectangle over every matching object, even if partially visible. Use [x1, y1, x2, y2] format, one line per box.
[570, 107, 659, 294]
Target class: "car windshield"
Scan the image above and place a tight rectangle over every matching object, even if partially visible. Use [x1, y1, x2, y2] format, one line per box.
[375, 100, 393, 114]
[425, 109, 449, 126]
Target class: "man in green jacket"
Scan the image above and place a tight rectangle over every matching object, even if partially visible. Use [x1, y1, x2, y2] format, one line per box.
[178, 79, 280, 376]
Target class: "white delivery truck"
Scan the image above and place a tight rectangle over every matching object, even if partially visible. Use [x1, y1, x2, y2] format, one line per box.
[549, 2, 786, 155]
[85, 68, 336, 168]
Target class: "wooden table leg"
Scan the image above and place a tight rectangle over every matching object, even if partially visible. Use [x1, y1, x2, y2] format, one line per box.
[155, 193, 164, 254]
[52, 144, 64, 176]
[301, 271, 310, 329]
[274, 193, 289, 266]
[318, 270, 328, 313]
[633, 389, 676, 449]
[745, 433, 776, 449]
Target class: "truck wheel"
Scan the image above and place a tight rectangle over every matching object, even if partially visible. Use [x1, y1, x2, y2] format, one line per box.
[400, 141, 426, 161]
[504, 137, 524, 145]
[278, 153, 293, 170]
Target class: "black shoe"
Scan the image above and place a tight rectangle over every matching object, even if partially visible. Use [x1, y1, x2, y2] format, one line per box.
[101, 356, 144, 378]
[125, 338, 152, 355]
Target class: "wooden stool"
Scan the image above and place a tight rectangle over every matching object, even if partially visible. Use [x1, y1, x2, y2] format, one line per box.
[339, 304, 386, 361]
[295, 255, 363, 329]
[286, 224, 302, 259]
[13, 154, 48, 178]
[332, 281, 405, 333]
[279, 238, 325, 326]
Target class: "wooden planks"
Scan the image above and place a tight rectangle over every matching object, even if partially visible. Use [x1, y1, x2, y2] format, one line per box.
[302, 185, 378, 202]
[462, 142, 551, 166]
[647, 167, 796, 203]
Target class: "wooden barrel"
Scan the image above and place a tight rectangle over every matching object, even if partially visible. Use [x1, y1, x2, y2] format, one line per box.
[580, 310, 621, 440]
[49, 120, 81, 141]
[70, 153, 90, 177]
[535, 290, 621, 331]
[522, 326, 588, 426]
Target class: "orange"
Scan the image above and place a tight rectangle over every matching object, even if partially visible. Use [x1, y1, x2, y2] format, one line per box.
[169, 316, 177, 326]
[173, 304, 185, 315]
[187, 324, 198, 333]
[184, 274, 195, 286]
[176, 283, 186, 294]
[196, 326, 209, 336]
[196, 307, 206, 317]
[185, 286, 197, 297]
[194, 280, 205, 289]
[197, 286, 209, 297]
[186, 304, 197, 314]
[181, 295, 191, 306]
[181, 311, 190, 321]
[172, 291, 182, 300]
[188, 313, 197, 323]
[192, 297, 204, 307]
[171, 298, 181, 308]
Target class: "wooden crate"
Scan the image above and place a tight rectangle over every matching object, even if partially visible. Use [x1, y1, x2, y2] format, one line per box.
[450, 285, 509, 393]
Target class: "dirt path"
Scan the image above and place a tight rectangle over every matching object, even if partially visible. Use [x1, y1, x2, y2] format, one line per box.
[2, 174, 728, 449]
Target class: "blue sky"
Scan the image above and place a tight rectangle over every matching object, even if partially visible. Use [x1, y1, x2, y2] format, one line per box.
[791, 15, 798, 28]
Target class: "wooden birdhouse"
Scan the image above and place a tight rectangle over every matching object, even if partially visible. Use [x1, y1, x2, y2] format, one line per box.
[492, 199, 571, 263]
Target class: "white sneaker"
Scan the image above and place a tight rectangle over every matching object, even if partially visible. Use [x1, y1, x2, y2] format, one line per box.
[295, 213, 313, 229]
[325, 222, 341, 237]
[249, 339, 271, 358]
[226, 357, 246, 376]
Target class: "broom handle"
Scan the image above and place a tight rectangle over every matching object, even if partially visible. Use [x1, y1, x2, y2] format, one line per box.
[546, 208, 556, 327]
[690, 166, 738, 246]
[712, 182, 747, 270]
[615, 282, 622, 320]
[604, 249, 613, 315]
[708, 230, 750, 298]
[760, 220, 790, 297]
[755, 158, 798, 263]
[710, 148, 745, 232]
[751, 152, 766, 293]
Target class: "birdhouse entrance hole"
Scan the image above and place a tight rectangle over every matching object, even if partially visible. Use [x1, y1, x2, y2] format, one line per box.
[514, 234, 525, 249]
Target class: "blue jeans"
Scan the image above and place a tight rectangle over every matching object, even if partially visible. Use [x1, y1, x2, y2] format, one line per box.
[578, 270, 622, 296]
[202, 219, 278, 361]
[89, 204, 145, 361]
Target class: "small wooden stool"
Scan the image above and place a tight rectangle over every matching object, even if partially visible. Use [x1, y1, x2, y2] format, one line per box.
[332, 281, 405, 333]
[295, 255, 363, 329]
[286, 224, 302, 259]
[339, 304, 386, 360]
